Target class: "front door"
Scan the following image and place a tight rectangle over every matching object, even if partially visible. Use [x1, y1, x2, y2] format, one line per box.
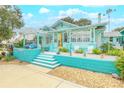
[58, 32, 63, 48]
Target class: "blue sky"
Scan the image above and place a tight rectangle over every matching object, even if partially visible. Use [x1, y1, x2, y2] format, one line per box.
[18, 5, 124, 30]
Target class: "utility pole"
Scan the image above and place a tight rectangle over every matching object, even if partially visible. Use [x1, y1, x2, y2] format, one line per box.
[104, 8, 116, 53]
[98, 13, 101, 23]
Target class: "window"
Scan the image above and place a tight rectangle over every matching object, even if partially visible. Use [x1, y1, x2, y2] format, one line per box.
[64, 32, 68, 42]
[54, 33, 57, 43]
[71, 31, 90, 42]
[116, 38, 119, 42]
[110, 37, 113, 42]
[46, 33, 52, 44]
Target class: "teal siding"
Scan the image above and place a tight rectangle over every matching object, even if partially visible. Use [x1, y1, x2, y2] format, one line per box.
[13, 48, 41, 62]
[55, 55, 119, 74]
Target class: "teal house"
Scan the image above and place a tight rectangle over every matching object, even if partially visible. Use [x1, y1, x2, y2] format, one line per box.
[39, 20, 107, 52]
[104, 29, 124, 49]
[13, 20, 119, 74]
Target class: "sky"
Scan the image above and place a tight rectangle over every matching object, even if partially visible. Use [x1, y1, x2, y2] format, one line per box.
[18, 5, 124, 31]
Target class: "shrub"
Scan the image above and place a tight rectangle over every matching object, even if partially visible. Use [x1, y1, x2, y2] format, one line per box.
[0, 55, 2, 60]
[118, 51, 124, 56]
[75, 49, 83, 54]
[59, 47, 68, 52]
[100, 43, 114, 53]
[92, 48, 102, 55]
[116, 55, 124, 80]
[0, 48, 3, 51]
[107, 49, 121, 56]
[4, 56, 15, 62]
[14, 39, 23, 48]
[105, 49, 124, 56]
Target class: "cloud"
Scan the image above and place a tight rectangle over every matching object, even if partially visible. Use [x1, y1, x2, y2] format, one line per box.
[111, 18, 124, 24]
[22, 13, 33, 19]
[39, 7, 50, 13]
[82, 5, 105, 7]
[102, 17, 124, 24]
[59, 8, 86, 16]
[58, 8, 98, 19]
[59, 8, 86, 17]
[27, 13, 33, 17]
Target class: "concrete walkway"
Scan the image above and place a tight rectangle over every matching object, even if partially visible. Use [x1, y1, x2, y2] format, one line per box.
[0, 64, 84, 88]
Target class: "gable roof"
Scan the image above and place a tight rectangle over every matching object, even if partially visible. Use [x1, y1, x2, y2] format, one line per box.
[52, 20, 79, 27]
[41, 26, 54, 31]
[41, 19, 107, 33]
[50, 20, 79, 30]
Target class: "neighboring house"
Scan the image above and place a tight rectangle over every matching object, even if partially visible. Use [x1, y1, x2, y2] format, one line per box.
[13, 27, 39, 43]
[103, 30, 124, 49]
[39, 20, 108, 52]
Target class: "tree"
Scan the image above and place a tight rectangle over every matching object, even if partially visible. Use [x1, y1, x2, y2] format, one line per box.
[113, 26, 124, 32]
[61, 16, 92, 26]
[74, 18, 91, 26]
[0, 5, 24, 42]
[61, 16, 75, 24]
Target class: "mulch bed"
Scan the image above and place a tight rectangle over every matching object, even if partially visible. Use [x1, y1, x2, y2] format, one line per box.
[48, 66, 124, 88]
[0, 59, 29, 65]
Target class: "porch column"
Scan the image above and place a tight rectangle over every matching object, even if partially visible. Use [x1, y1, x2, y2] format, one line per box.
[90, 28, 93, 42]
[68, 31, 72, 56]
[52, 32, 54, 51]
[23, 33, 26, 47]
[93, 28, 96, 43]
[42, 33, 45, 52]
[62, 32, 64, 44]
[56, 32, 59, 53]
[37, 32, 40, 48]
[93, 27, 96, 48]
[44, 34, 46, 48]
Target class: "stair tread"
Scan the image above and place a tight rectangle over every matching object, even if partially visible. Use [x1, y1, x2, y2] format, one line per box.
[32, 62, 60, 68]
[33, 61, 58, 65]
[40, 54, 55, 57]
[36, 57, 55, 60]
[34, 59, 57, 63]
[37, 55, 54, 58]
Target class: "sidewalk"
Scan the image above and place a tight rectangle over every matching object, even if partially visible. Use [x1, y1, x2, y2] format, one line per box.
[0, 64, 84, 88]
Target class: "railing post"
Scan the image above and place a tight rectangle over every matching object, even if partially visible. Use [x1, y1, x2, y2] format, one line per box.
[50, 32, 54, 52]
[37, 32, 40, 48]
[23, 34, 26, 47]
[69, 32, 72, 56]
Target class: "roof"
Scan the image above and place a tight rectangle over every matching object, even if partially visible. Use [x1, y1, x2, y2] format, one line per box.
[41, 20, 107, 33]
[13, 27, 41, 34]
[41, 26, 54, 31]
[104, 31, 122, 37]
[51, 20, 79, 29]
[120, 29, 124, 35]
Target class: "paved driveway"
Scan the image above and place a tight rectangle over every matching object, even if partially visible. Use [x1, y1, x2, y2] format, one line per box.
[0, 64, 83, 88]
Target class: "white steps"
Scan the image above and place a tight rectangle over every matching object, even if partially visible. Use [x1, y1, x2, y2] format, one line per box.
[32, 62, 61, 68]
[32, 53, 61, 69]
[33, 59, 57, 64]
[36, 56, 55, 61]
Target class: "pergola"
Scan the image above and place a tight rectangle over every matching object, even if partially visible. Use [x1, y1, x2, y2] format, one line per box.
[15, 28, 42, 48]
